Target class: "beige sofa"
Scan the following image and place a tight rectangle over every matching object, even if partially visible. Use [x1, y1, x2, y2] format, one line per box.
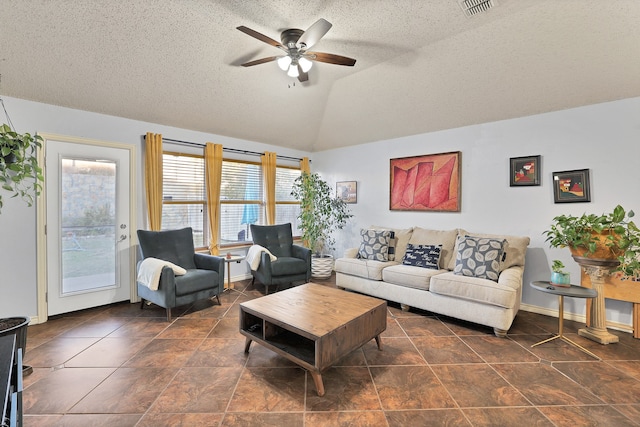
[335, 227, 530, 337]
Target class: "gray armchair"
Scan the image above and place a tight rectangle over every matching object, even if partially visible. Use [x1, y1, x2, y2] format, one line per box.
[249, 223, 311, 294]
[136, 227, 224, 321]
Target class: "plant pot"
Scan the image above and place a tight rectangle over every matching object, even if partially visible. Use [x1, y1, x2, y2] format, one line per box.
[1, 152, 16, 164]
[550, 272, 570, 287]
[0, 316, 32, 375]
[568, 230, 624, 260]
[311, 255, 334, 280]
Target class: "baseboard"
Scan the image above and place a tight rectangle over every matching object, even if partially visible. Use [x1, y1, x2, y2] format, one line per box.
[231, 273, 252, 283]
[519, 303, 633, 335]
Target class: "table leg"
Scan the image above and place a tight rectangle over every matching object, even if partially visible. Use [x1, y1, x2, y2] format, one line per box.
[530, 295, 599, 359]
[374, 334, 383, 351]
[310, 371, 325, 397]
[244, 338, 252, 353]
[532, 296, 564, 347]
[226, 264, 234, 291]
[634, 303, 639, 339]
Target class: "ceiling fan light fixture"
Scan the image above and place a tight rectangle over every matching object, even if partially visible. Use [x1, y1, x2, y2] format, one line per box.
[277, 55, 292, 71]
[287, 64, 299, 78]
[299, 57, 313, 73]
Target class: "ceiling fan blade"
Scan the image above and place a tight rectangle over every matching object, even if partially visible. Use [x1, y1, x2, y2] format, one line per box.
[240, 56, 279, 67]
[237, 26, 286, 51]
[297, 64, 309, 82]
[297, 18, 332, 49]
[306, 51, 356, 66]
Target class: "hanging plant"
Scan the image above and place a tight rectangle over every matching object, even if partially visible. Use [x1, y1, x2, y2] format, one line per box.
[0, 123, 44, 212]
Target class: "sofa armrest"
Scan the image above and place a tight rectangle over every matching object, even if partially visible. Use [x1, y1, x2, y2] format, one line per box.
[194, 253, 224, 273]
[343, 247, 359, 258]
[498, 266, 525, 291]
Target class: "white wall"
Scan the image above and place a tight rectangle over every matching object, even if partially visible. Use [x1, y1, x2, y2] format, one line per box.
[2, 95, 639, 329]
[312, 97, 640, 327]
[0, 96, 310, 319]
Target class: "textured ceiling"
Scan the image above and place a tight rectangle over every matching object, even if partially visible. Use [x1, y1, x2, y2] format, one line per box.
[1, 0, 639, 152]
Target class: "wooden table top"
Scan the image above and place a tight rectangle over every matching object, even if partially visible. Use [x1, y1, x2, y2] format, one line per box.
[240, 283, 386, 338]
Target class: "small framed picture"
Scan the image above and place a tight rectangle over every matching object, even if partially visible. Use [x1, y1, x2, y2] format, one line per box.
[336, 181, 357, 204]
[510, 155, 540, 186]
[552, 169, 591, 203]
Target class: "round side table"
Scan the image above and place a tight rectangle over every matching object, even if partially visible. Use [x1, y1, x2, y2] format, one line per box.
[223, 255, 246, 291]
[529, 281, 599, 359]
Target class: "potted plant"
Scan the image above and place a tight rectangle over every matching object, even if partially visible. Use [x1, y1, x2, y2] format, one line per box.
[0, 123, 44, 213]
[291, 172, 352, 279]
[543, 205, 640, 278]
[550, 260, 570, 287]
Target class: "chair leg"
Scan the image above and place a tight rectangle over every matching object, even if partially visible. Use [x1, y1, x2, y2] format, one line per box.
[166, 308, 172, 322]
[215, 295, 221, 305]
[251, 276, 255, 286]
[140, 299, 145, 310]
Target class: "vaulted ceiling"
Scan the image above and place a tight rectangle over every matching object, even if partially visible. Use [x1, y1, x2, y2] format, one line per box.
[1, 1, 639, 152]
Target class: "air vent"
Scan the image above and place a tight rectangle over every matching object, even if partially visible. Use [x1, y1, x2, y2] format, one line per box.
[458, 0, 497, 17]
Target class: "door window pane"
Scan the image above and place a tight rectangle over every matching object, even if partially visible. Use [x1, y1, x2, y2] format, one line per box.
[60, 158, 116, 294]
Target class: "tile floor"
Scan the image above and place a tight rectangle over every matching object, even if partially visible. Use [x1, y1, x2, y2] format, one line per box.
[21, 276, 640, 426]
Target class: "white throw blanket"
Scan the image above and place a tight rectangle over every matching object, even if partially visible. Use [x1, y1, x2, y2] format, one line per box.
[246, 245, 277, 270]
[137, 257, 187, 291]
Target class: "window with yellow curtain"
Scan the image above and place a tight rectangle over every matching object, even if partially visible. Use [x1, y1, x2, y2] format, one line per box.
[161, 152, 207, 248]
[275, 165, 302, 235]
[162, 152, 301, 248]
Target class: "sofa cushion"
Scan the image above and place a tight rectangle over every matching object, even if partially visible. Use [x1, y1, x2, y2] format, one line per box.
[429, 271, 517, 309]
[450, 230, 530, 271]
[402, 244, 442, 269]
[382, 264, 445, 290]
[409, 228, 458, 269]
[370, 226, 413, 261]
[334, 257, 396, 281]
[358, 229, 392, 261]
[453, 235, 506, 281]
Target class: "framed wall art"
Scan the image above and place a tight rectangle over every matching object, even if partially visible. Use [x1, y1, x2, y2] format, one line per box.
[552, 169, 591, 203]
[336, 181, 357, 204]
[389, 151, 461, 212]
[510, 155, 540, 186]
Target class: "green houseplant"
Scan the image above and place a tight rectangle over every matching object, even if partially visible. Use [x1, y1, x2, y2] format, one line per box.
[0, 123, 44, 212]
[550, 259, 570, 286]
[543, 205, 640, 278]
[291, 172, 352, 278]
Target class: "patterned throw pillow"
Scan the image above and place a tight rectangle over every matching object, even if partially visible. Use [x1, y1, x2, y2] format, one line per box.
[358, 229, 391, 261]
[402, 244, 442, 269]
[453, 235, 506, 281]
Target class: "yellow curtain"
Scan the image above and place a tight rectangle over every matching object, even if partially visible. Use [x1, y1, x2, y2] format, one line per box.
[262, 151, 277, 225]
[300, 156, 310, 174]
[144, 132, 163, 231]
[205, 143, 223, 255]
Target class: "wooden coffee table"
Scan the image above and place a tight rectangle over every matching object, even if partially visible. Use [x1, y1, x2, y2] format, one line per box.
[239, 283, 387, 396]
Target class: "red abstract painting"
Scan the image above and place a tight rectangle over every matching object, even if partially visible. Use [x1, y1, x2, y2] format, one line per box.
[390, 152, 461, 211]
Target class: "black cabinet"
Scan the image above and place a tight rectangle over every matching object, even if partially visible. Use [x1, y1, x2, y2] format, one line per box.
[1, 335, 22, 427]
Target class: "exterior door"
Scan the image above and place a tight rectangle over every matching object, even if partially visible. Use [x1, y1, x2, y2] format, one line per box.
[44, 137, 134, 316]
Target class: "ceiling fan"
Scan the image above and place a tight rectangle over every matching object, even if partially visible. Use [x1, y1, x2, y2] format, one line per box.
[236, 18, 356, 82]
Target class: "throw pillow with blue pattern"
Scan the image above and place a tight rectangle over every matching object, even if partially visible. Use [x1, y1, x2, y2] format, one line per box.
[358, 229, 391, 261]
[454, 235, 506, 281]
[402, 243, 442, 269]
